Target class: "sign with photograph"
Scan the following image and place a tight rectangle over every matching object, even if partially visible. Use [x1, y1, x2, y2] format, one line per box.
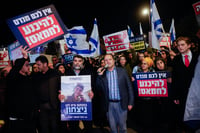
[133, 72, 168, 97]
[61, 75, 92, 121]
[7, 4, 67, 49]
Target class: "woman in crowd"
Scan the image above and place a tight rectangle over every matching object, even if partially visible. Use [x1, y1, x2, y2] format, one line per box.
[55, 63, 67, 76]
[132, 57, 159, 133]
[154, 57, 174, 132]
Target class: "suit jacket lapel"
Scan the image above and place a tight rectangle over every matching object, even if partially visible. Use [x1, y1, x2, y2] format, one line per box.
[102, 72, 109, 95]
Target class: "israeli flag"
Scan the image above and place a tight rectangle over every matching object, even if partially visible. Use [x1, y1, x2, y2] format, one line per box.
[64, 26, 95, 57]
[127, 25, 134, 38]
[169, 18, 176, 44]
[89, 18, 101, 57]
[150, 0, 164, 50]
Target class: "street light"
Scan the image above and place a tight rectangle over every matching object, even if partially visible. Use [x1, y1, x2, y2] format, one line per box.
[142, 8, 149, 16]
[141, 7, 150, 26]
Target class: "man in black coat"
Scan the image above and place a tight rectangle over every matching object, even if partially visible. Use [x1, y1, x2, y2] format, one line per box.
[5, 47, 37, 133]
[171, 36, 199, 132]
[33, 55, 60, 133]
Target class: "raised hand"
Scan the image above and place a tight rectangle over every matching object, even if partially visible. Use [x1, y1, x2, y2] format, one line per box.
[20, 46, 31, 59]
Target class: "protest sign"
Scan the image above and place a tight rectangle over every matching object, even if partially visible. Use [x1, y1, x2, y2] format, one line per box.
[103, 30, 130, 53]
[0, 49, 9, 68]
[7, 4, 67, 49]
[159, 33, 171, 48]
[7, 41, 22, 61]
[133, 72, 168, 97]
[61, 53, 74, 65]
[129, 35, 145, 51]
[61, 75, 92, 121]
[193, 1, 200, 27]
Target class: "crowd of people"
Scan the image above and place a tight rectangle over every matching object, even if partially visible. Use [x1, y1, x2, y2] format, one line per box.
[0, 36, 200, 133]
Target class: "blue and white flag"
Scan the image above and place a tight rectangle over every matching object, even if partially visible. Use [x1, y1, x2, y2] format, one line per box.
[169, 18, 176, 44]
[127, 25, 134, 38]
[139, 22, 143, 35]
[89, 18, 101, 57]
[64, 26, 95, 57]
[150, 0, 164, 50]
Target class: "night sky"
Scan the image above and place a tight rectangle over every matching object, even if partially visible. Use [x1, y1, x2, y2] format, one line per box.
[0, 0, 198, 47]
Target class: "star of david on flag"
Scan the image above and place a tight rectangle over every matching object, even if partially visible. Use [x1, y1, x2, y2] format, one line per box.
[64, 26, 95, 57]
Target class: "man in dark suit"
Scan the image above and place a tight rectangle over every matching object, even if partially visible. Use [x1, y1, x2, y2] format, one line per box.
[96, 53, 134, 133]
[171, 36, 199, 132]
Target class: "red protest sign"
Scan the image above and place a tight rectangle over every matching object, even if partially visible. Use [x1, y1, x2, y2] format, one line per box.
[193, 1, 200, 15]
[133, 72, 169, 97]
[137, 79, 168, 97]
[18, 14, 64, 49]
[103, 30, 130, 53]
[7, 4, 67, 50]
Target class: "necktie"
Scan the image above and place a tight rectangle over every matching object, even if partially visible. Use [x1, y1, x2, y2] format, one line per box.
[184, 55, 189, 67]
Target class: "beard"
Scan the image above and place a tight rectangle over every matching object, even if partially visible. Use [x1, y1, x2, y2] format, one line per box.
[73, 64, 83, 70]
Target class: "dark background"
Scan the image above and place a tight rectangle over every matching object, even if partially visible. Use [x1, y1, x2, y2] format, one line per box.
[0, 0, 199, 47]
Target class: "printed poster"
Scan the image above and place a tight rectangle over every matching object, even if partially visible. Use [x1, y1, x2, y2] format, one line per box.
[159, 33, 171, 48]
[133, 72, 168, 97]
[62, 53, 74, 65]
[129, 35, 145, 51]
[0, 50, 10, 68]
[61, 75, 92, 121]
[103, 30, 130, 53]
[7, 41, 22, 61]
[7, 4, 67, 49]
[193, 1, 200, 27]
